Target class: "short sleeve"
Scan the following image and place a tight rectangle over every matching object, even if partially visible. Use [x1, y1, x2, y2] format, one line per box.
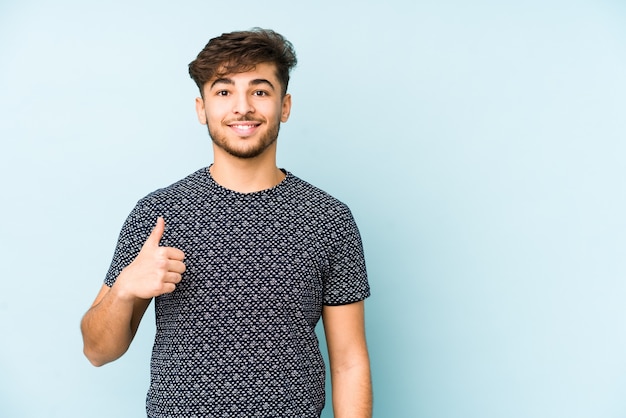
[322, 206, 370, 305]
[104, 200, 159, 287]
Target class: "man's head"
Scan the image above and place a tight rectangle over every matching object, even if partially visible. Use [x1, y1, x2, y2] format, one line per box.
[189, 28, 297, 97]
[191, 29, 297, 160]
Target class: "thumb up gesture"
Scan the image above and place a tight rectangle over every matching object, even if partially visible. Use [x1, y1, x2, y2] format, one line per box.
[115, 217, 186, 300]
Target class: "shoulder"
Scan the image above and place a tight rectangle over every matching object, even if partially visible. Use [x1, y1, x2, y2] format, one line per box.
[283, 171, 355, 221]
[285, 171, 343, 202]
[137, 168, 209, 207]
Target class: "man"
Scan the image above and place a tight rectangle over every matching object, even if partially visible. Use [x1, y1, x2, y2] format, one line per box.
[81, 28, 372, 418]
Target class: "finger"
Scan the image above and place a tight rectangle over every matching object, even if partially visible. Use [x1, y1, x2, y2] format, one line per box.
[164, 272, 183, 284]
[164, 247, 185, 261]
[159, 282, 177, 295]
[144, 217, 165, 248]
[167, 260, 186, 274]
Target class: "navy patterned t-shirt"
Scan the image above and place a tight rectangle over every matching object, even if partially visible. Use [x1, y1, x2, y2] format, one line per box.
[104, 167, 370, 418]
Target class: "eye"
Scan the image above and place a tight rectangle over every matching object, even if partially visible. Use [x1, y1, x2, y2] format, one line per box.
[253, 90, 269, 97]
[216, 90, 230, 96]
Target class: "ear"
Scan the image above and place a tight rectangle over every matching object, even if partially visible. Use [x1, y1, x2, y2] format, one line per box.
[195, 97, 207, 125]
[280, 93, 292, 123]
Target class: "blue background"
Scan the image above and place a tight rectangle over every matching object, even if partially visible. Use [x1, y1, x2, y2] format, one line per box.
[1, 1, 625, 417]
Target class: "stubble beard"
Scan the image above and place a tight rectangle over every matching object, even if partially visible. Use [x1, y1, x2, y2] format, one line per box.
[208, 118, 281, 159]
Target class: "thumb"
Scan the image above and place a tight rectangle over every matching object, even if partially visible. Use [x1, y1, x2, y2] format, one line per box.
[144, 216, 165, 248]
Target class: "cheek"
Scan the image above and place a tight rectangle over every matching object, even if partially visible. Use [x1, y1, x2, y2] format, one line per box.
[202, 105, 224, 125]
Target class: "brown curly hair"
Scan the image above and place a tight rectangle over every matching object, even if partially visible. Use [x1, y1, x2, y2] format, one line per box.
[189, 28, 297, 97]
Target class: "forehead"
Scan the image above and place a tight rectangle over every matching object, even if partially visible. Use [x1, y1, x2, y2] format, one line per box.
[209, 62, 279, 85]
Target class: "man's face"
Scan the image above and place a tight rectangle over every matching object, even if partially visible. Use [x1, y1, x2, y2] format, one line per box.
[195, 62, 291, 159]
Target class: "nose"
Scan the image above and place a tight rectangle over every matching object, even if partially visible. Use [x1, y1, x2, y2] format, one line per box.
[232, 93, 254, 115]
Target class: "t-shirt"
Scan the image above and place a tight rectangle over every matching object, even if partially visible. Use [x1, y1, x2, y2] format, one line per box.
[105, 167, 370, 418]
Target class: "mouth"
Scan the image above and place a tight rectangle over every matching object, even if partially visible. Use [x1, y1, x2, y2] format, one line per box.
[226, 121, 262, 137]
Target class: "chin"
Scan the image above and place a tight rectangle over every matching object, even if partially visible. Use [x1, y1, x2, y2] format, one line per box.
[210, 133, 278, 160]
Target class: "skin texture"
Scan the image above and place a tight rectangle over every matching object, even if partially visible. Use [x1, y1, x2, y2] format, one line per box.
[324, 301, 373, 418]
[194, 62, 292, 193]
[81, 62, 372, 417]
[198, 62, 290, 160]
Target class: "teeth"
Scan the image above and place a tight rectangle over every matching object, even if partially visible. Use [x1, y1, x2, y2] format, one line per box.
[232, 125, 255, 129]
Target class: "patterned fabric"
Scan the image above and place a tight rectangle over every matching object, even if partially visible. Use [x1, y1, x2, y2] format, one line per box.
[104, 167, 370, 418]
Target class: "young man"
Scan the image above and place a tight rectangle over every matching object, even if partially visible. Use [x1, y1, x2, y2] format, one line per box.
[81, 28, 372, 418]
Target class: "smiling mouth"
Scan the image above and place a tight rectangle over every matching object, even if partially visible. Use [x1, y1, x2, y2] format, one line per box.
[226, 119, 262, 136]
[228, 123, 260, 130]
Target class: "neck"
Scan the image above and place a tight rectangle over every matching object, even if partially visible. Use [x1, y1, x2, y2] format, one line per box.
[210, 149, 285, 193]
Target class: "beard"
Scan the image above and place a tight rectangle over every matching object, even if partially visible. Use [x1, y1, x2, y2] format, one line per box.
[207, 117, 281, 159]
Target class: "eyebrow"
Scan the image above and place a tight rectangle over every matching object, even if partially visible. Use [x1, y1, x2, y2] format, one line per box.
[210, 77, 276, 91]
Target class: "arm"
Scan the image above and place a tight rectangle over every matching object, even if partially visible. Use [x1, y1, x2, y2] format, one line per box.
[81, 284, 152, 366]
[322, 300, 372, 418]
[80, 217, 186, 366]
